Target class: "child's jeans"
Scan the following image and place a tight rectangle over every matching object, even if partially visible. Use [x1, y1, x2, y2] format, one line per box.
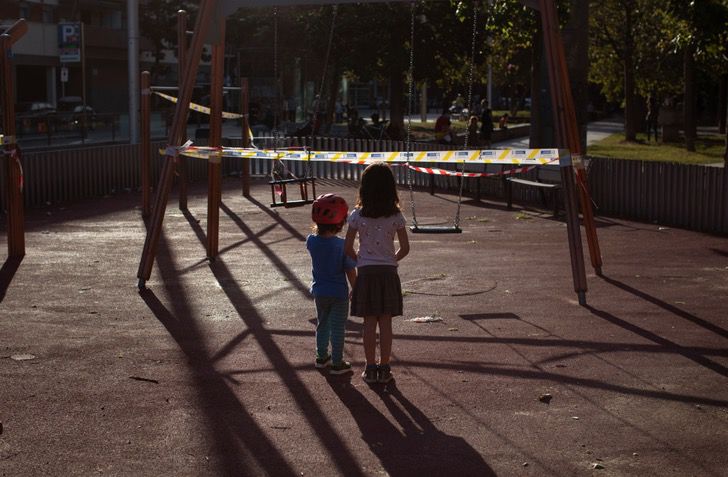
[315, 296, 349, 363]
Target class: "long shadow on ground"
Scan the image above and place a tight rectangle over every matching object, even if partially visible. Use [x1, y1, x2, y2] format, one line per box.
[599, 273, 728, 340]
[139, 231, 298, 476]
[0, 256, 22, 304]
[326, 378, 495, 476]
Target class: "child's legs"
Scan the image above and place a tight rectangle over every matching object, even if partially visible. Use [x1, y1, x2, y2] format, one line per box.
[328, 298, 349, 363]
[377, 315, 393, 364]
[315, 297, 333, 357]
[362, 316, 378, 365]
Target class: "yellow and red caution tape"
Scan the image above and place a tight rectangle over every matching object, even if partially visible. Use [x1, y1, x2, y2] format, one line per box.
[407, 162, 554, 177]
[153, 91, 243, 120]
[170, 145, 561, 166]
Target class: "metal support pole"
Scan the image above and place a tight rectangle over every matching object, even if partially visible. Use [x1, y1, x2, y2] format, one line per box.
[127, 0, 140, 144]
[241, 76, 251, 197]
[207, 17, 225, 260]
[561, 162, 587, 305]
[140, 71, 151, 217]
[177, 10, 189, 210]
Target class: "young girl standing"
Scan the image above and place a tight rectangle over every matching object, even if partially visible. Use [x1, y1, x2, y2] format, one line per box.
[307, 194, 357, 375]
[345, 163, 410, 383]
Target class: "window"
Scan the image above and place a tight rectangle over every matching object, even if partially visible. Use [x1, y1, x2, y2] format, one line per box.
[42, 6, 54, 23]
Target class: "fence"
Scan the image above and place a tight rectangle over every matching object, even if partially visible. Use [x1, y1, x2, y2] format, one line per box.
[2, 139, 726, 235]
[588, 157, 727, 234]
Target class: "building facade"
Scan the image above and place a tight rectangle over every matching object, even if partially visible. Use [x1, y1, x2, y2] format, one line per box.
[1, 0, 133, 114]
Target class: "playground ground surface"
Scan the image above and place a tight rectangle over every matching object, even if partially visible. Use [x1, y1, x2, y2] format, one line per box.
[1, 177, 727, 476]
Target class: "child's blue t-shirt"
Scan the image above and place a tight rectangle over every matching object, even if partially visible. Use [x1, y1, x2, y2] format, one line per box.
[306, 234, 357, 299]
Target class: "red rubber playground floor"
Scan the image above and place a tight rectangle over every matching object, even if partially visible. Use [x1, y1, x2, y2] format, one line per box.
[1, 177, 727, 476]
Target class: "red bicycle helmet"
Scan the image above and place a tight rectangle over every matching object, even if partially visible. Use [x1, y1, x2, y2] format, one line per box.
[312, 193, 349, 224]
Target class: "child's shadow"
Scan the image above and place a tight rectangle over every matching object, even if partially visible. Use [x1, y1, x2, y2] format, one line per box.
[326, 377, 494, 476]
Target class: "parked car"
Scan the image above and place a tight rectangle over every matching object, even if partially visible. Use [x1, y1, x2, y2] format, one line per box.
[57, 96, 96, 130]
[16, 101, 55, 133]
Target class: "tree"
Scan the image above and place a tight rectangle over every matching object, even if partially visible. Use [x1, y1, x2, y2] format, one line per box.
[589, 0, 675, 142]
[139, 0, 198, 83]
[665, 0, 728, 151]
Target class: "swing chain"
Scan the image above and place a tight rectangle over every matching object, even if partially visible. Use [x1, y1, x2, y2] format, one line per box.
[307, 5, 338, 180]
[454, 1, 479, 231]
[406, 1, 418, 228]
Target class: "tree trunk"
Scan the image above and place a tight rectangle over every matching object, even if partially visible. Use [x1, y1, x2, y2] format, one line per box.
[388, 66, 405, 141]
[562, 0, 589, 153]
[623, 9, 637, 142]
[387, 20, 407, 141]
[684, 44, 697, 152]
[323, 69, 339, 134]
[718, 74, 726, 134]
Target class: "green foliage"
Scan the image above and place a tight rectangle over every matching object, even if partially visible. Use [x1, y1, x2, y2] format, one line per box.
[589, 0, 728, 101]
[139, 0, 198, 79]
[588, 132, 725, 164]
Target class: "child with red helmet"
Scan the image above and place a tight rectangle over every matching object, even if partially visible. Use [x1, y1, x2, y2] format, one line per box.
[306, 193, 357, 374]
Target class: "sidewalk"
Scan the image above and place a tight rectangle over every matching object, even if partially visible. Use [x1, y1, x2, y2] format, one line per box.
[1, 178, 727, 475]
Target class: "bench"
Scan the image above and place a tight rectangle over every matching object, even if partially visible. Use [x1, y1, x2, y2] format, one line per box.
[269, 176, 316, 208]
[504, 165, 561, 216]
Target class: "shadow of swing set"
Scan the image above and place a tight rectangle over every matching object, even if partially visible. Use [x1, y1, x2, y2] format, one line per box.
[136, 0, 603, 307]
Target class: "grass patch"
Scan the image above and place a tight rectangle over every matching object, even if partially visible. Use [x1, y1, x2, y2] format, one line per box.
[588, 132, 725, 164]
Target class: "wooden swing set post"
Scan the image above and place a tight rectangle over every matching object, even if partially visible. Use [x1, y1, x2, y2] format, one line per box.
[240, 76, 251, 197]
[137, 0, 218, 288]
[536, 0, 596, 304]
[539, 0, 602, 274]
[1, 20, 28, 259]
[177, 9, 189, 211]
[207, 18, 226, 260]
[140, 70, 151, 217]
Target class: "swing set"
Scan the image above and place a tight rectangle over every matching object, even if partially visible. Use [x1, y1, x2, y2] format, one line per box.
[136, 0, 603, 306]
[0, 19, 28, 260]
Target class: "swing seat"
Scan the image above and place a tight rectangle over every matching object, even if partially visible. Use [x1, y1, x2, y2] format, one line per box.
[269, 177, 316, 208]
[410, 225, 462, 234]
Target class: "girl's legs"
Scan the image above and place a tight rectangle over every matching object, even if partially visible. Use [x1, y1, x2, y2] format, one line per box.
[377, 315, 393, 365]
[362, 316, 378, 365]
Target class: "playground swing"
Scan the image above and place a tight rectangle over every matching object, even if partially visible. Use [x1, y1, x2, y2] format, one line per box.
[268, 6, 337, 208]
[405, 1, 479, 234]
[268, 7, 316, 208]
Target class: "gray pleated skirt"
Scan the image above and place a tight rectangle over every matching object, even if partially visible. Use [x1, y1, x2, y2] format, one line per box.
[351, 265, 403, 317]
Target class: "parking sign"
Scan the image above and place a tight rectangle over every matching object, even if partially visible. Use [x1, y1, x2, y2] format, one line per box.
[58, 23, 81, 63]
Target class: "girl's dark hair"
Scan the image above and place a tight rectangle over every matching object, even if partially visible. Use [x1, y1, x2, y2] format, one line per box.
[312, 221, 344, 235]
[356, 162, 400, 218]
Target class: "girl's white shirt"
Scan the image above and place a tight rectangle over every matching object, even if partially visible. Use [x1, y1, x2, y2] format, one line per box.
[348, 208, 406, 267]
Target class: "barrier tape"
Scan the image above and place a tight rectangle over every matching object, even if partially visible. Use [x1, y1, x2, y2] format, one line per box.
[14, 148, 23, 193]
[173, 146, 561, 166]
[153, 91, 243, 119]
[0, 134, 16, 145]
[164, 140, 195, 163]
[406, 162, 554, 177]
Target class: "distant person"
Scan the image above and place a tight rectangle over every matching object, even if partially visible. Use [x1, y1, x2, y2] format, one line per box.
[499, 113, 509, 130]
[307, 194, 357, 375]
[645, 94, 660, 142]
[345, 163, 410, 384]
[467, 115, 480, 148]
[286, 96, 297, 122]
[479, 99, 494, 147]
[435, 109, 454, 145]
[371, 112, 382, 127]
[335, 100, 344, 123]
[346, 105, 360, 135]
